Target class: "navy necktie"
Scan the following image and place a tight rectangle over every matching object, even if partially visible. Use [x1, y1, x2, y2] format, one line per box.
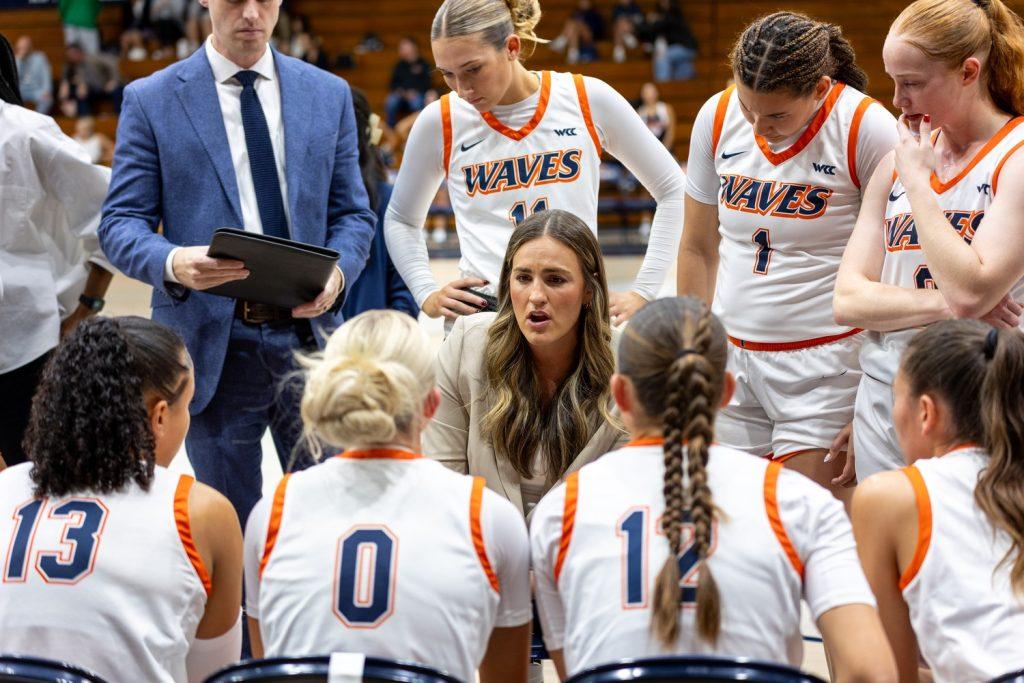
[235, 70, 289, 240]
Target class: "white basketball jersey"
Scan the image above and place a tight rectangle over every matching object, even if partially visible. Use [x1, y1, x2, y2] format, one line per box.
[531, 441, 874, 677]
[0, 464, 209, 682]
[249, 450, 530, 682]
[710, 84, 881, 343]
[861, 117, 1024, 383]
[900, 448, 1024, 682]
[441, 71, 602, 285]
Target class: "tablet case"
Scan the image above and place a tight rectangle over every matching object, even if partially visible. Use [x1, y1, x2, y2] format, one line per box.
[205, 228, 340, 308]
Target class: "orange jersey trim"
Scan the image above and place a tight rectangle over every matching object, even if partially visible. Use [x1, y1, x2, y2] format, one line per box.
[898, 465, 932, 590]
[440, 94, 453, 179]
[481, 70, 552, 141]
[554, 471, 579, 583]
[764, 462, 805, 579]
[728, 326, 861, 352]
[173, 476, 212, 596]
[711, 86, 735, 155]
[258, 473, 291, 579]
[337, 448, 423, 460]
[756, 83, 847, 166]
[991, 139, 1024, 196]
[930, 117, 1024, 194]
[470, 477, 500, 593]
[572, 73, 602, 156]
[772, 448, 820, 463]
[626, 437, 664, 447]
[848, 97, 877, 189]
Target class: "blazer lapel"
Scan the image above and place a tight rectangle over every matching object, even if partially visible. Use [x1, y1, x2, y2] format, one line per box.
[175, 50, 243, 225]
[493, 449, 524, 515]
[276, 51, 312, 234]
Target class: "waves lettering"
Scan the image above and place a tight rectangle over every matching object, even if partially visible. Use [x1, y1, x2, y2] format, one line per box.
[718, 174, 833, 219]
[884, 210, 984, 252]
[462, 149, 583, 196]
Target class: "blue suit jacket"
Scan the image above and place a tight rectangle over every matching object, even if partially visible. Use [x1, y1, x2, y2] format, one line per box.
[99, 47, 376, 414]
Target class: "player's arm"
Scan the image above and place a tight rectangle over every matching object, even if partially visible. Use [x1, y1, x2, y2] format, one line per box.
[896, 119, 1024, 318]
[834, 154, 952, 331]
[241, 495, 274, 659]
[186, 481, 244, 681]
[851, 472, 923, 683]
[529, 486, 571, 681]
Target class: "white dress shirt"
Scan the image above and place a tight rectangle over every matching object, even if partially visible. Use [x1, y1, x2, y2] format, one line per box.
[164, 37, 291, 283]
[0, 101, 111, 373]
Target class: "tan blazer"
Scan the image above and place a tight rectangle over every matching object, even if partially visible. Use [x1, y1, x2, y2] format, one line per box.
[424, 312, 627, 515]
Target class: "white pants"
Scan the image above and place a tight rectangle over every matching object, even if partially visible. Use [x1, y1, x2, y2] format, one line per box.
[853, 372, 905, 481]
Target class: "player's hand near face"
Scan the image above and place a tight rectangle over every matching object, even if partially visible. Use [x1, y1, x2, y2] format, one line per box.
[894, 114, 937, 192]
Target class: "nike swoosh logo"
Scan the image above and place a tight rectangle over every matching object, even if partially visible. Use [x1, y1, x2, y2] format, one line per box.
[460, 139, 485, 152]
[889, 191, 906, 202]
[720, 150, 747, 159]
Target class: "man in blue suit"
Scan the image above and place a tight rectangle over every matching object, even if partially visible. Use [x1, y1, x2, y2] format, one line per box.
[99, 0, 376, 526]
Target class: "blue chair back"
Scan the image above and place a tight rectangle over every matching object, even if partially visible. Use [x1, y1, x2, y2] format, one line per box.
[991, 669, 1024, 683]
[204, 656, 461, 683]
[565, 656, 827, 683]
[0, 655, 108, 683]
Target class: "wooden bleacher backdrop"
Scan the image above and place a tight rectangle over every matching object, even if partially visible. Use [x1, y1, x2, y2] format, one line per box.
[2, 0, 1022, 161]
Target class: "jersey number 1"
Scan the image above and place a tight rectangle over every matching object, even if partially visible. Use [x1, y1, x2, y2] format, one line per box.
[617, 507, 717, 608]
[4, 498, 108, 584]
[509, 198, 549, 227]
[334, 526, 397, 628]
[752, 228, 772, 275]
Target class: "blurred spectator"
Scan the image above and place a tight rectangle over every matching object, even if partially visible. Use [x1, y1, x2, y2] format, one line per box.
[288, 14, 312, 59]
[354, 32, 383, 54]
[636, 82, 676, 150]
[14, 36, 52, 114]
[184, 1, 212, 55]
[550, 0, 605, 64]
[384, 37, 432, 128]
[120, 28, 149, 61]
[149, 0, 187, 58]
[611, 0, 644, 63]
[59, 0, 102, 54]
[57, 43, 122, 116]
[74, 116, 114, 165]
[297, 33, 330, 70]
[644, 0, 698, 81]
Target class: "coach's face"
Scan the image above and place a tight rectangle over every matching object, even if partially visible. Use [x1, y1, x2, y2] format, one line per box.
[203, 0, 281, 67]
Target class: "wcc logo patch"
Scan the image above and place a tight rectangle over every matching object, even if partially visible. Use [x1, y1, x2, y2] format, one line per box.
[462, 149, 583, 196]
[554, 128, 578, 136]
[812, 162, 837, 176]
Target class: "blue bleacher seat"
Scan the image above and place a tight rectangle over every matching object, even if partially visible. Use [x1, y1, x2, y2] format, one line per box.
[0, 655, 108, 683]
[991, 669, 1024, 683]
[565, 655, 827, 683]
[204, 655, 461, 683]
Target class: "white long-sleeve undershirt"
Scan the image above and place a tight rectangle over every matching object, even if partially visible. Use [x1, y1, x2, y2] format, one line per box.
[384, 75, 686, 306]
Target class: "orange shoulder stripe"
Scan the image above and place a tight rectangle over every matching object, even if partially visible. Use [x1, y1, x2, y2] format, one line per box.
[553, 472, 579, 583]
[174, 475, 212, 596]
[711, 86, 734, 155]
[258, 473, 291, 579]
[440, 94, 452, 179]
[931, 116, 1024, 194]
[763, 462, 804, 579]
[848, 97, 877, 189]
[572, 73, 602, 156]
[470, 477, 500, 593]
[898, 466, 932, 591]
[992, 138, 1024, 196]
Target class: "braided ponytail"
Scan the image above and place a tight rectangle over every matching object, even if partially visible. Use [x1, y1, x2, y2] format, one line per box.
[619, 297, 728, 647]
[826, 24, 868, 92]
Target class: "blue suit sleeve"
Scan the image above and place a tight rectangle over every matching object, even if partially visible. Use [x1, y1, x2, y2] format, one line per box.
[327, 83, 377, 305]
[98, 85, 180, 296]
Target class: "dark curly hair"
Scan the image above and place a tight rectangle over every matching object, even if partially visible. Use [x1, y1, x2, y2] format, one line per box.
[25, 316, 190, 498]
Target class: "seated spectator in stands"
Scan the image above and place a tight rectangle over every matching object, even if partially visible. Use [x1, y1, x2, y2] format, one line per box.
[57, 43, 122, 116]
[14, 36, 52, 114]
[296, 33, 329, 71]
[384, 37, 433, 128]
[149, 0, 186, 58]
[636, 82, 675, 150]
[74, 115, 114, 165]
[288, 14, 313, 59]
[343, 90, 418, 320]
[59, 0, 101, 54]
[550, 0, 605, 64]
[184, 1, 212, 57]
[644, 0, 698, 81]
[120, 28, 150, 61]
[612, 0, 644, 63]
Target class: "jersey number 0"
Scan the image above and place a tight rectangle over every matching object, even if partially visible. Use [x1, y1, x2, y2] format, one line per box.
[333, 526, 398, 628]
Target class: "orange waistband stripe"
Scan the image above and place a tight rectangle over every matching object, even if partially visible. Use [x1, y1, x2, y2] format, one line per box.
[729, 327, 862, 352]
[258, 473, 291, 579]
[554, 472, 579, 583]
[764, 462, 804, 580]
[470, 477, 500, 593]
[174, 475, 212, 596]
[898, 465, 932, 591]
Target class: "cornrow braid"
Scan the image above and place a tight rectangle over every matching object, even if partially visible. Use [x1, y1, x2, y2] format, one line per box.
[731, 12, 868, 95]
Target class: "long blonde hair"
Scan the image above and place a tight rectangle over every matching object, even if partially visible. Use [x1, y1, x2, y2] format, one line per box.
[891, 0, 1024, 115]
[618, 297, 728, 646]
[480, 209, 618, 482]
[300, 311, 435, 456]
[431, 0, 547, 58]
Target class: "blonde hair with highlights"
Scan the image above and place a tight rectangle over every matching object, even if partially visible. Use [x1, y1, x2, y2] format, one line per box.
[300, 310, 435, 456]
[431, 0, 547, 57]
